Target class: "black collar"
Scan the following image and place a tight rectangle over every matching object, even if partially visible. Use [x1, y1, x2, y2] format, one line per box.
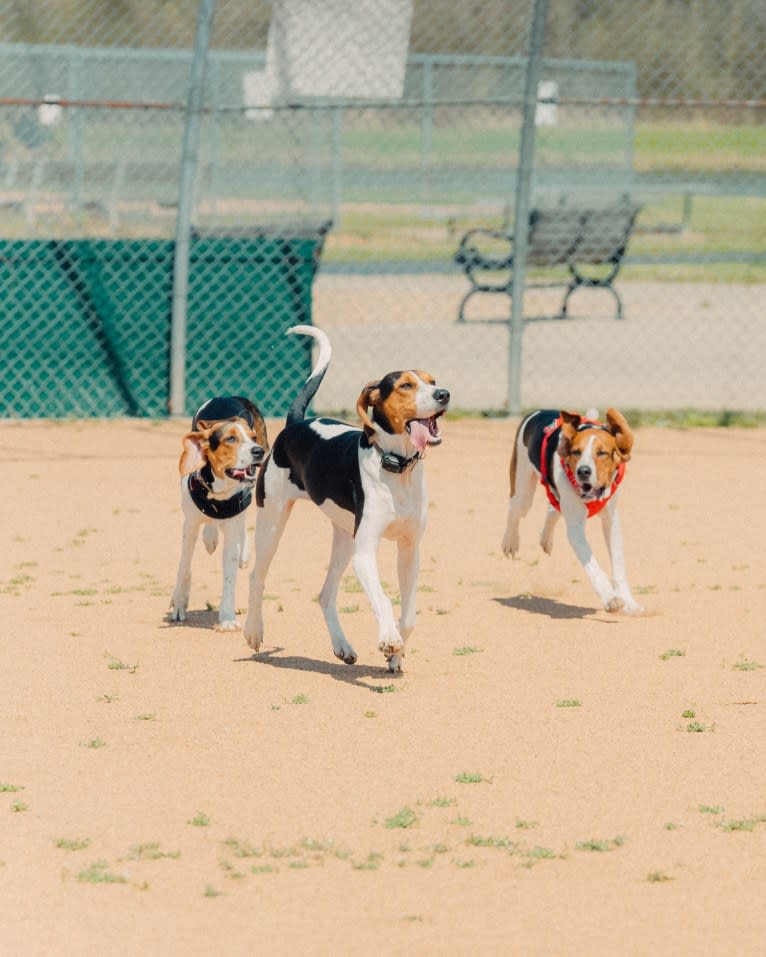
[187, 465, 253, 519]
[377, 447, 422, 474]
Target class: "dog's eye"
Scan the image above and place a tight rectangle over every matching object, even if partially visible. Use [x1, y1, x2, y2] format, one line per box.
[399, 381, 414, 390]
[226, 435, 238, 444]
[570, 449, 581, 458]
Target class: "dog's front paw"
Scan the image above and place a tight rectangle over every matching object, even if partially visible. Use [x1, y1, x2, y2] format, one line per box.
[243, 615, 263, 652]
[501, 528, 519, 558]
[333, 646, 358, 665]
[168, 598, 187, 622]
[378, 632, 404, 658]
[386, 651, 405, 674]
[620, 598, 645, 616]
[603, 594, 625, 614]
[215, 618, 241, 633]
[539, 531, 554, 555]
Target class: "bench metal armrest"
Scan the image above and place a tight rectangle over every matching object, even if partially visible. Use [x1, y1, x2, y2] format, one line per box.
[454, 227, 515, 271]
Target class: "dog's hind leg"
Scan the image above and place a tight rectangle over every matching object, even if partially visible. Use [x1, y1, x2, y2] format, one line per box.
[319, 526, 358, 664]
[539, 504, 561, 555]
[502, 456, 537, 558]
[243, 500, 294, 652]
[170, 516, 201, 622]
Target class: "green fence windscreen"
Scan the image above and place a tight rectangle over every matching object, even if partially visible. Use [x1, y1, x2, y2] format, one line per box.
[0, 233, 322, 418]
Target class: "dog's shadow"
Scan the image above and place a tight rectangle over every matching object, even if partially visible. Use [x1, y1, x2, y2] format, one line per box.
[163, 614, 399, 689]
[235, 646, 403, 691]
[160, 610, 224, 631]
[494, 593, 609, 621]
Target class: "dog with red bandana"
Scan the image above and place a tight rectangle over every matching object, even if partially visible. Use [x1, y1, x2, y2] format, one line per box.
[502, 408, 643, 614]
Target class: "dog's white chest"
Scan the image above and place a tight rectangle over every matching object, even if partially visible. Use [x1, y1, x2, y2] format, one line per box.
[375, 473, 427, 540]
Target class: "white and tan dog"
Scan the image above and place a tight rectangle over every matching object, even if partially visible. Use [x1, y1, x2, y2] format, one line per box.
[502, 408, 643, 614]
[243, 325, 450, 672]
[170, 396, 268, 631]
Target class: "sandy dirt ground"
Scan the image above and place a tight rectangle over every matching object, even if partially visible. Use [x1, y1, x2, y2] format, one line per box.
[1, 415, 765, 956]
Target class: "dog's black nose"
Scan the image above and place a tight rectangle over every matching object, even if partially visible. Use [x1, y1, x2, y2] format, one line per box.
[434, 388, 450, 404]
[577, 465, 591, 481]
[252, 446, 265, 463]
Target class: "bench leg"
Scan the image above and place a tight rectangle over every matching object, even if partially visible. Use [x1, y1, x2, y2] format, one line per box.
[560, 283, 574, 319]
[456, 287, 474, 323]
[561, 278, 625, 321]
[612, 284, 625, 320]
[457, 285, 512, 323]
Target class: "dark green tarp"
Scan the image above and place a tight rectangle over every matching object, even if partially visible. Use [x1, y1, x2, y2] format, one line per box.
[0, 233, 322, 418]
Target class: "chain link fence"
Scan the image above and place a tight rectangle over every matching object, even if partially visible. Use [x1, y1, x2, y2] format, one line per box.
[0, 0, 764, 418]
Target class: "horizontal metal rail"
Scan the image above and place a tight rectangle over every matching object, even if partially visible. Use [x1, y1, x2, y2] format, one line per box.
[1, 95, 766, 112]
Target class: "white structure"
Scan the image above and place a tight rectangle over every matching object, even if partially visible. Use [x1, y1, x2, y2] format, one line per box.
[266, 0, 413, 101]
[536, 79, 559, 126]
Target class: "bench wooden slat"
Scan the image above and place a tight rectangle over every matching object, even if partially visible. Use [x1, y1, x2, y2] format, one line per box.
[527, 207, 585, 266]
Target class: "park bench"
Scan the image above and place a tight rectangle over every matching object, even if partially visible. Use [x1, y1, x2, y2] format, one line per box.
[454, 201, 642, 322]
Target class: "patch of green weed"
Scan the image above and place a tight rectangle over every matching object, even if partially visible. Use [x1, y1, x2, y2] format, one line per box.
[384, 807, 418, 830]
[77, 860, 126, 884]
[733, 658, 763, 671]
[455, 772, 488, 784]
[123, 843, 180, 861]
[576, 836, 625, 852]
[55, 838, 91, 851]
[428, 796, 457, 808]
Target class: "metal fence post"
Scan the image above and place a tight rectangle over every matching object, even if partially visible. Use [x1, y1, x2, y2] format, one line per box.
[507, 0, 549, 417]
[169, 0, 217, 417]
[420, 55, 433, 208]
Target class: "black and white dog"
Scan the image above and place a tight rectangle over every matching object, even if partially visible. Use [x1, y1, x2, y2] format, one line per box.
[170, 396, 268, 631]
[243, 325, 450, 672]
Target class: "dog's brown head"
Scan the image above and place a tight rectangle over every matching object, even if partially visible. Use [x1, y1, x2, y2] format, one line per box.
[179, 418, 267, 483]
[558, 408, 633, 500]
[355, 370, 450, 452]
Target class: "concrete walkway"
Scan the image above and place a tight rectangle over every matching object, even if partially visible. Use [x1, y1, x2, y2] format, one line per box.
[312, 275, 765, 412]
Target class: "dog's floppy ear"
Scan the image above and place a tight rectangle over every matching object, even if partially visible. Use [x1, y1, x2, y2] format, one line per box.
[252, 415, 269, 452]
[557, 410, 581, 457]
[179, 432, 206, 475]
[356, 380, 381, 438]
[237, 397, 270, 452]
[606, 407, 633, 462]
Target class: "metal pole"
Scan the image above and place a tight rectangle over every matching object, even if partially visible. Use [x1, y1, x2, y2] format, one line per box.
[169, 0, 217, 416]
[507, 0, 548, 416]
[420, 56, 433, 208]
[331, 105, 343, 227]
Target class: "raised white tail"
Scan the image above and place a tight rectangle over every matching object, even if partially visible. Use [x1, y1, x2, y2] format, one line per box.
[285, 325, 332, 425]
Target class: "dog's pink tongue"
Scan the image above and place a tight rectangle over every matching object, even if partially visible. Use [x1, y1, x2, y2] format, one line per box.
[408, 419, 430, 452]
